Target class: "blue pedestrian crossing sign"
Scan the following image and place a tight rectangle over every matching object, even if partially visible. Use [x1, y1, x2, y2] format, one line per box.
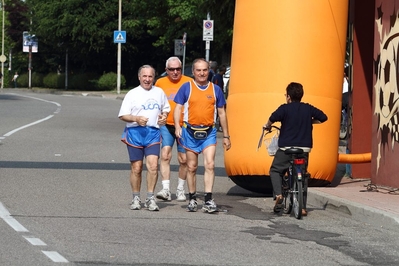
[114, 31, 126, 43]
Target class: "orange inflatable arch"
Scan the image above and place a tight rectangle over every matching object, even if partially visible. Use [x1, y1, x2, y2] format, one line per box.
[225, 0, 349, 193]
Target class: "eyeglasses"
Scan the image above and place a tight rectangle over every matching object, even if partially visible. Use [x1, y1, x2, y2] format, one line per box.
[167, 67, 182, 72]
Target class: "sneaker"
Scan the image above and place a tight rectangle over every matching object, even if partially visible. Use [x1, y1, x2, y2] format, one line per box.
[144, 196, 159, 211]
[176, 189, 186, 201]
[130, 196, 141, 210]
[156, 188, 171, 201]
[202, 199, 218, 213]
[186, 199, 198, 212]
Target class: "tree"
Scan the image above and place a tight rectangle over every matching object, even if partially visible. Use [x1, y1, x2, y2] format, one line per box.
[11, 0, 235, 87]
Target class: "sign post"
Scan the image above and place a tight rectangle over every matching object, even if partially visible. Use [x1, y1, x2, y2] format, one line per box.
[203, 13, 214, 61]
[182, 32, 187, 73]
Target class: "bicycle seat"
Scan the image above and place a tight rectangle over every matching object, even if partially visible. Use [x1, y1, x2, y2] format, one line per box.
[284, 147, 304, 155]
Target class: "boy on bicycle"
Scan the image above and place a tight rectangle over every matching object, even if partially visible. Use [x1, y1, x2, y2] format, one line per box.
[264, 82, 328, 216]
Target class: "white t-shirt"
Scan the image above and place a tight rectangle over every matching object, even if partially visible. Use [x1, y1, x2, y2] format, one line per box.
[118, 85, 171, 128]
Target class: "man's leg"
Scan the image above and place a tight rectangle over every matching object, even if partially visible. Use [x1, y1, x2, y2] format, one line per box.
[130, 160, 143, 210]
[176, 150, 188, 201]
[157, 145, 173, 200]
[202, 145, 218, 213]
[144, 154, 160, 211]
[185, 150, 198, 211]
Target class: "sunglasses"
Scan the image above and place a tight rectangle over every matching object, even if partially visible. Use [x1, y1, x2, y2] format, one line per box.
[167, 67, 182, 72]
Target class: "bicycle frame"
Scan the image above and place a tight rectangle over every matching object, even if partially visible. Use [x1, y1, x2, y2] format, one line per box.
[283, 149, 307, 219]
[259, 125, 308, 219]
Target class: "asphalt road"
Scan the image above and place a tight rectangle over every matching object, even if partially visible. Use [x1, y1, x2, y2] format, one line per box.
[1, 90, 399, 266]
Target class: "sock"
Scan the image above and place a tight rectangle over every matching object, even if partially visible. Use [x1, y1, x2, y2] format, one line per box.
[162, 180, 170, 190]
[204, 192, 212, 202]
[133, 193, 140, 200]
[189, 192, 197, 201]
[177, 178, 185, 190]
[146, 192, 154, 199]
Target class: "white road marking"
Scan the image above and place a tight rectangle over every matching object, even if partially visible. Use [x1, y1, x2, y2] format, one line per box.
[24, 236, 47, 246]
[2, 93, 61, 138]
[0, 202, 29, 232]
[41, 251, 69, 263]
[4, 115, 54, 137]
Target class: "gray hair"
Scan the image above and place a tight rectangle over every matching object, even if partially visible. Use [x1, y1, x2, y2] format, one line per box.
[138, 65, 155, 76]
[165, 57, 182, 68]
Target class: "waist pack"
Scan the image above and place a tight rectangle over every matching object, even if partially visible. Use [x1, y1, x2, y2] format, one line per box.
[184, 123, 213, 140]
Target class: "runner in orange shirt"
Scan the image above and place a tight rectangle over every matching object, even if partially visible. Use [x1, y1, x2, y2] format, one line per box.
[155, 57, 193, 202]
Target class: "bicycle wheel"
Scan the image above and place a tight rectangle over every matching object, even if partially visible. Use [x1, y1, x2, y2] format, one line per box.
[282, 177, 292, 214]
[292, 178, 303, 219]
[283, 193, 292, 214]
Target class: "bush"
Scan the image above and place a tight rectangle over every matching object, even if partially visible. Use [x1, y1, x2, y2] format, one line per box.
[14, 72, 44, 88]
[97, 72, 126, 91]
[16, 73, 28, 87]
[43, 73, 65, 88]
[68, 72, 101, 90]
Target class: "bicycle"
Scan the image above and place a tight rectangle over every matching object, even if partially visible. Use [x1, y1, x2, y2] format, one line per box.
[258, 125, 308, 219]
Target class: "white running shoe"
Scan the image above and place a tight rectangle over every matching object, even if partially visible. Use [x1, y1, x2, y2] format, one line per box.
[202, 199, 217, 213]
[187, 199, 198, 212]
[144, 196, 159, 211]
[176, 189, 186, 201]
[130, 196, 141, 210]
[156, 188, 171, 201]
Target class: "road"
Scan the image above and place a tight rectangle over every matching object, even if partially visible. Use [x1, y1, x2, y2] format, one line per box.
[0, 90, 398, 266]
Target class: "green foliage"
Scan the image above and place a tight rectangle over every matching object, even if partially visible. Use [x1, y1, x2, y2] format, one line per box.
[68, 72, 101, 91]
[98, 72, 126, 91]
[15, 73, 28, 87]
[43, 73, 65, 88]
[6, 0, 235, 89]
[32, 72, 44, 87]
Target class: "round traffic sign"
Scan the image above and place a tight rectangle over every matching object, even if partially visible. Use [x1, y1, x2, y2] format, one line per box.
[0, 54, 6, 63]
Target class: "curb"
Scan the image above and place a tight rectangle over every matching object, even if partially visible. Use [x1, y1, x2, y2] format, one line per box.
[308, 188, 399, 233]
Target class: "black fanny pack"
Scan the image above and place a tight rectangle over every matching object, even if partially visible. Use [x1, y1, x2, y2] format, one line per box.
[185, 124, 213, 139]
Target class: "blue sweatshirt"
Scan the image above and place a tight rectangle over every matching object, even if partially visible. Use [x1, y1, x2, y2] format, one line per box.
[269, 102, 328, 148]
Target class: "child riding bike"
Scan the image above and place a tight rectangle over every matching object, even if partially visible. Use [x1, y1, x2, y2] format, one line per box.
[264, 82, 328, 216]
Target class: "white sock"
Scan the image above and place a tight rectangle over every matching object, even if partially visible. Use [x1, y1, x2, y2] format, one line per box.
[162, 180, 170, 190]
[177, 178, 186, 190]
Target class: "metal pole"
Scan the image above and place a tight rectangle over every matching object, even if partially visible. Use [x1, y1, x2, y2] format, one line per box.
[1, 0, 5, 89]
[116, 0, 122, 94]
[65, 48, 68, 90]
[28, 44, 32, 89]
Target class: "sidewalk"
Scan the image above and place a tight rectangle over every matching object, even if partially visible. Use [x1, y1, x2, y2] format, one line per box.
[3, 88, 399, 231]
[308, 170, 399, 232]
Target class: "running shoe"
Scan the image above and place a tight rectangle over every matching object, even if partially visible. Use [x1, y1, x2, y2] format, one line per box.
[156, 188, 171, 201]
[187, 199, 198, 212]
[144, 196, 159, 211]
[176, 189, 186, 201]
[130, 196, 141, 210]
[202, 199, 218, 213]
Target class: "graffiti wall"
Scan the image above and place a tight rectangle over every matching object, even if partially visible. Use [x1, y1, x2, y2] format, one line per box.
[372, 0, 399, 188]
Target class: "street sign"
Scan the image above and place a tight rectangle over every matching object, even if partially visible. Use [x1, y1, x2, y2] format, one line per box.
[114, 31, 126, 43]
[203, 20, 214, 41]
[174, 39, 183, 56]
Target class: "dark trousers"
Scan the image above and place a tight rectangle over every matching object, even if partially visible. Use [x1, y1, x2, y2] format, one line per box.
[269, 149, 309, 207]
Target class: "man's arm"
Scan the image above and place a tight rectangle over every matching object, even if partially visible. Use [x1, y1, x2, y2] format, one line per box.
[174, 104, 183, 138]
[217, 106, 231, 151]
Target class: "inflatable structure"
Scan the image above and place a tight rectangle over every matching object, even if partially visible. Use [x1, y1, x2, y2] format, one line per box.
[225, 0, 349, 193]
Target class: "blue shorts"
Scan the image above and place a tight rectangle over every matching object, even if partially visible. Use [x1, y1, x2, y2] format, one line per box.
[160, 125, 185, 153]
[127, 144, 160, 161]
[178, 125, 217, 154]
[121, 126, 161, 161]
